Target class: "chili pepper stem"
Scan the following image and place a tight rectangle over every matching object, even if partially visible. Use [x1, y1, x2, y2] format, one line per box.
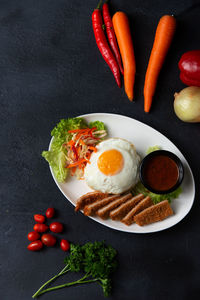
[96, 0, 103, 10]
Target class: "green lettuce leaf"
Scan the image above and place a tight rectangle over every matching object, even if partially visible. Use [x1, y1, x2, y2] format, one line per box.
[146, 145, 161, 154]
[148, 186, 182, 204]
[132, 181, 182, 204]
[89, 121, 106, 131]
[42, 150, 68, 182]
[51, 118, 87, 147]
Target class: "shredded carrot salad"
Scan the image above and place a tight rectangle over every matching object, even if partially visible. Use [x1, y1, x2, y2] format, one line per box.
[62, 127, 107, 179]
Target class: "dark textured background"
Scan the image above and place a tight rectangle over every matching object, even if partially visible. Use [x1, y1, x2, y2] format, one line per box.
[1, 0, 200, 299]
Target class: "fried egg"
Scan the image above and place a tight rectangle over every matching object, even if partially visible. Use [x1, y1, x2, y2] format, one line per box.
[84, 138, 140, 194]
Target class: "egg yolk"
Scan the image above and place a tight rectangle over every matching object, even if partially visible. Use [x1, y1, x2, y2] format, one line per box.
[97, 149, 124, 176]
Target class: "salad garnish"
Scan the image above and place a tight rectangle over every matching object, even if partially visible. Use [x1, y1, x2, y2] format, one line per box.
[64, 126, 107, 179]
[42, 118, 107, 182]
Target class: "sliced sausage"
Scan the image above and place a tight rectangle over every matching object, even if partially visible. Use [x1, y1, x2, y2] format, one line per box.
[121, 196, 153, 225]
[75, 192, 108, 211]
[97, 193, 132, 220]
[84, 194, 120, 216]
[134, 200, 173, 226]
[110, 194, 144, 221]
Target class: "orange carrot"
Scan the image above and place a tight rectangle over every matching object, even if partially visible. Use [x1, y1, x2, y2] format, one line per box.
[79, 139, 85, 146]
[68, 128, 90, 134]
[144, 15, 176, 113]
[112, 12, 136, 101]
[67, 140, 75, 147]
[67, 158, 88, 168]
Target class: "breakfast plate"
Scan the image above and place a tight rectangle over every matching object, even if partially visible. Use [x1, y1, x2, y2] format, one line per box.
[49, 113, 195, 233]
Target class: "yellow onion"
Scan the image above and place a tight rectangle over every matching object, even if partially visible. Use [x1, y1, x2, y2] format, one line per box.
[174, 86, 200, 122]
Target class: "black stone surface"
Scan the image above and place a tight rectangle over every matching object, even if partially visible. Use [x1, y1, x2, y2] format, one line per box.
[1, 0, 200, 299]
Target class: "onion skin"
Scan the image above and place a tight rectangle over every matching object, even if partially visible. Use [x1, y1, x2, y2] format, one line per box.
[174, 86, 200, 122]
[178, 50, 200, 87]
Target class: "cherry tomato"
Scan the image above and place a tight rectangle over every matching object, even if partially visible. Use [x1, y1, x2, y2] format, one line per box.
[41, 233, 57, 247]
[50, 222, 63, 233]
[34, 214, 45, 223]
[27, 240, 43, 251]
[60, 239, 70, 252]
[34, 223, 49, 233]
[27, 231, 40, 242]
[45, 207, 55, 218]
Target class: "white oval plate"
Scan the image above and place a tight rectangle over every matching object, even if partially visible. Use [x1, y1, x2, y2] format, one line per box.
[49, 113, 195, 233]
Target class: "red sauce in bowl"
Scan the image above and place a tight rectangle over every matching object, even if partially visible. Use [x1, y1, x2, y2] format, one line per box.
[143, 155, 179, 191]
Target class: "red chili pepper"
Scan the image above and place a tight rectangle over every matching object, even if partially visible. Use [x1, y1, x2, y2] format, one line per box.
[102, 1, 124, 75]
[89, 127, 99, 139]
[178, 50, 200, 87]
[90, 127, 97, 133]
[72, 145, 78, 161]
[92, 0, 121, 87]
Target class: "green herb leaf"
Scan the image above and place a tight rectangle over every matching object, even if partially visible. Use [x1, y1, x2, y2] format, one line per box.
[33, 241, 118, 298]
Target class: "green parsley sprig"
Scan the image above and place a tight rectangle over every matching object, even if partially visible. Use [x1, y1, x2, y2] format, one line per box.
[32, 241, 118, 298]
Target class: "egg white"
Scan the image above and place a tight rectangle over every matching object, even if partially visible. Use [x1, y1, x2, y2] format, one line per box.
[84, 138, 140, 194]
